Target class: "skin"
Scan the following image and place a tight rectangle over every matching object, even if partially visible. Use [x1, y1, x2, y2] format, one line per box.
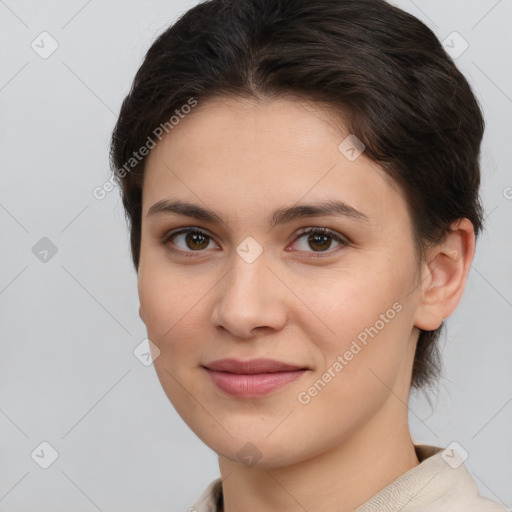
[137, 95, 475, 512]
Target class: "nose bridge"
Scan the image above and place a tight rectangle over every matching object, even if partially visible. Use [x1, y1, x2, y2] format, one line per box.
[211, 241, 286, 337]
[225, 242, 271, 303]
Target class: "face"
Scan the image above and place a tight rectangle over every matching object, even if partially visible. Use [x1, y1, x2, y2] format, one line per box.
[138, 96, 424, 468]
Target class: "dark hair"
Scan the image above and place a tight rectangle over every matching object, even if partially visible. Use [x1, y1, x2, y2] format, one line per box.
[109, 0, 485, 389]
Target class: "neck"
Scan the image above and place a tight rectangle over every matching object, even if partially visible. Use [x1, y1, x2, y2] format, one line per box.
[217, 399, 419, 512]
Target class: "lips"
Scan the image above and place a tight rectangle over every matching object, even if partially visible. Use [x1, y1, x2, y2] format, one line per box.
[202, 358, 307, 374]
[202, 358, 308, 397]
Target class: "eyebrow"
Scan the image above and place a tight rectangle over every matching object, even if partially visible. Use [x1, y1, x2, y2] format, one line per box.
[147, 198, 370, 228]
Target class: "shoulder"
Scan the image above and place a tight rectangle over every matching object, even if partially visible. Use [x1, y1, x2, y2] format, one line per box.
[357, 444, 510, 512]
[190, 477, 222, 512]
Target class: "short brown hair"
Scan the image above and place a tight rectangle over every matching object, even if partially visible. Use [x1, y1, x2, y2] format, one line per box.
[109, 0, 485, 389]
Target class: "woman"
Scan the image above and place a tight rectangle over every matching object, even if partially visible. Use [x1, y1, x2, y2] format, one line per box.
[109, 0, 507, 510]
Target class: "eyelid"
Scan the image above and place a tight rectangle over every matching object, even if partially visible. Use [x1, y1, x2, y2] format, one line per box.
[161, 226, 216, 244]
[161, 227, 220, 257]
[293, 226, 350, 245]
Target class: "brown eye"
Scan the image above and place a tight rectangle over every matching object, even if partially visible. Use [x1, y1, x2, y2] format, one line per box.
[162, 228, 217, 254]
[183, 231, 210, 250]
[307, 231, 332, 251]
[292, 227, 347, 255]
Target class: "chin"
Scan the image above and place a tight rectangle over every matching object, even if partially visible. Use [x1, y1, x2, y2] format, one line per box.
[200, 427, 322, 469]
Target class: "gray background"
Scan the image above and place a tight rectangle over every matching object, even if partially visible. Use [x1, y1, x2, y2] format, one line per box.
[1, 0, 511, 510]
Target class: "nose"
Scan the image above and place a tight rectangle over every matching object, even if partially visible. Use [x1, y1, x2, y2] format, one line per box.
[209, 249, 287, 339]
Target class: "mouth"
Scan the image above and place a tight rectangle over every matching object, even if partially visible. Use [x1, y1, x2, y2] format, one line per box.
[201, 358, 309, 397]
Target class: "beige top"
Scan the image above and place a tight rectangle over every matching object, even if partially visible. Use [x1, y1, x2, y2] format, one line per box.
[190, 445, 509, 512]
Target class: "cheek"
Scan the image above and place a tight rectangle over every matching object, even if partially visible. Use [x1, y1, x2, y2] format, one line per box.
[138, 263, 207, 350]
[305, 260, 415, 380]
[310, 269, 399, 339]
[292, 281, 412, 440]
[138, 265, 211, 422]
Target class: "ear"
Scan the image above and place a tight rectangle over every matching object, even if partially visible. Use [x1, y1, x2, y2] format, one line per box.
[139, 305, 145, 324]
[413, 218, 476, 331]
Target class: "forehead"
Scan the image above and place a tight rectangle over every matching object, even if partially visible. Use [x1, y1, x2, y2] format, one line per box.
[142, 95, 408, 229]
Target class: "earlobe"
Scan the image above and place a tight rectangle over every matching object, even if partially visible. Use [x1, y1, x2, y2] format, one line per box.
[413, 218, 476, 331]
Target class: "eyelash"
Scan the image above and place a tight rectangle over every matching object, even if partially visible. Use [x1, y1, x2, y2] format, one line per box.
[161, 226, 349, 258]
